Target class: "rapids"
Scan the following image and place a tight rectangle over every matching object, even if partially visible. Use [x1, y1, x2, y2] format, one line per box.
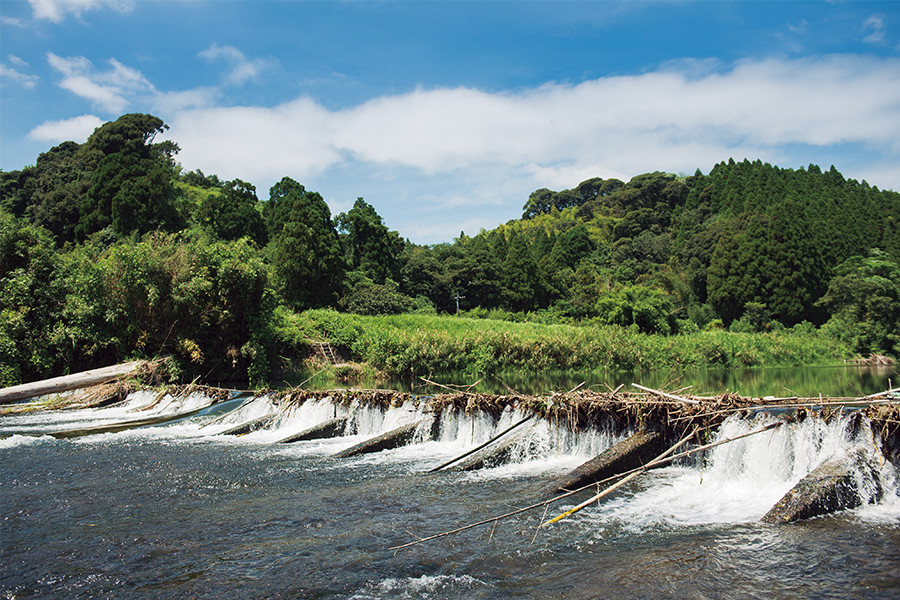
[2, 392, 899, 599]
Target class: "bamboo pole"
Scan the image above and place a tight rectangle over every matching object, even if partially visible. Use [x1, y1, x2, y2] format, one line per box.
[542, 433, 692, 526]
[428, 414, 535, 472]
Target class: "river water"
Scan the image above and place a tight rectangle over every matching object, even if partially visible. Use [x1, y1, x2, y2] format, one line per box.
[2, 388, 899, 599]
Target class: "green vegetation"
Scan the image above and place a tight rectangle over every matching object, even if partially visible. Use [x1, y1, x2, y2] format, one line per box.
[286, 310, 850, 379]
[1, 114, 898, 387]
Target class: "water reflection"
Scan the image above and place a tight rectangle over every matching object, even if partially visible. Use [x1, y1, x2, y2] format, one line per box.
[292, 365, 897, 398]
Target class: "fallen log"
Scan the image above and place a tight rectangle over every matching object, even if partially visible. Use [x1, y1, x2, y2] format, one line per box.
[542, 431, 665, 495]
[761, 447, 881, 524]
[218, 412, 279, 436]
[333, 417, 436, 458]
[0, 361, 147, 405]
[276, 416, 350, 443]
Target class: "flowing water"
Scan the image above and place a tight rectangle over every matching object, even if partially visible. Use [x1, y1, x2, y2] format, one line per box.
[2, 389, 899, 599]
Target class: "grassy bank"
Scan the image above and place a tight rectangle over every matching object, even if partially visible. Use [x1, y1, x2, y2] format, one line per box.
[275, 309, 852, 379]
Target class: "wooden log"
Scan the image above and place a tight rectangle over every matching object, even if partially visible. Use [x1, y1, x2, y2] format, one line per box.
[542, 431, 665, 495]
[276, 416, 349, 443]
[333, 417, 434, 458]
[761, 447, 881, 524]
[0, 361, 146, 405]
[218, 413, 279, 436]
[443, 425, 536, 472]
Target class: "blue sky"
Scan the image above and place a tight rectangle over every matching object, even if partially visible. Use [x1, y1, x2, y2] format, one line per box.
[2, 1, 899, 244]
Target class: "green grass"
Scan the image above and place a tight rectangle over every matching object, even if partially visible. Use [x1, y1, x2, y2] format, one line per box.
[278, 309, 852, 379]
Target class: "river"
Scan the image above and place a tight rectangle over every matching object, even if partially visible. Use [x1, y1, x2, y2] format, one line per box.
[2, 372, 899, 599]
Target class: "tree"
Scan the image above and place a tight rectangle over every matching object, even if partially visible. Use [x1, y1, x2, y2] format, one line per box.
[817, 250, 900, 356]
[266, 177, 344, 309]
[198, 179, 266, 245]
[77, 114, 182, 239]
[335, 198, 403, 283]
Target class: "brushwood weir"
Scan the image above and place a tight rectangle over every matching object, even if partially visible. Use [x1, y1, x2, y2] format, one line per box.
[2, 385, 899, 599]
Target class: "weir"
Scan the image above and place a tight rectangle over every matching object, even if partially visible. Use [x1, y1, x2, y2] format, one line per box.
[1, 384, 898, 526]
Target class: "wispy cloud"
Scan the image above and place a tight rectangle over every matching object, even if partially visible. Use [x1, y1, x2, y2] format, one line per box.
[1, 57, 40, 89]
[47, 52, 154, 112]
[28, 114, 104, 143]
[862, 14, 887, 45]
[28, 0, 132, 23]
[198, 44, 276, 86]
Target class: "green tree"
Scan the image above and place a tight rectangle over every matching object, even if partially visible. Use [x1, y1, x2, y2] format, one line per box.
[335, 198, 403, 283]
[817, 250, 900, 356]
[198, 179, 266, 245]
[266, 177, 345, 309]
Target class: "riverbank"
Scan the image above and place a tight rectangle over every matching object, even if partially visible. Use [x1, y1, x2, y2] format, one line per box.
[279, 309, 856, 380]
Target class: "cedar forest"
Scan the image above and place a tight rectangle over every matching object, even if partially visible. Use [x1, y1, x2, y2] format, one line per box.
[1, 114, 899, 387]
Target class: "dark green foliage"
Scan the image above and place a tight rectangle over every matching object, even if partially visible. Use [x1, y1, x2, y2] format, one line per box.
[0, 213, 64, 385]
[198, 179, 266, 245]
[266, 177, 345, 310]
[817, 250, 900, 355]
[335, 198, 404, 283]
[344, 281, 414, 315]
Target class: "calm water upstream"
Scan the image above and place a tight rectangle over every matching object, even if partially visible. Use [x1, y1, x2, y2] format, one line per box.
[2, 373, 899, 599]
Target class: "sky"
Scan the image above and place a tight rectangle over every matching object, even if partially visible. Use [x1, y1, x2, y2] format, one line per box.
[1, 1, 899, 244]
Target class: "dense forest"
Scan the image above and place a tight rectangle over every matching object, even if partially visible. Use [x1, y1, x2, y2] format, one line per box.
[2, 113, 899, 387]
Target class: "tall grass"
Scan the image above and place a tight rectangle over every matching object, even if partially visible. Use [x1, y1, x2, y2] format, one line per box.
[283, 309, 852, 378]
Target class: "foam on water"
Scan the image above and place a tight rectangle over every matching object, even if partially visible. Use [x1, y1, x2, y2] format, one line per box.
[569, 412, 900, 530]
[349, 574, 486, 600]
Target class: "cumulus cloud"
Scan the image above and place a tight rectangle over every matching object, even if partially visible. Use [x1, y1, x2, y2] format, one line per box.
[28, 114, 104, 143]
[29, 0, 132, 23]
[199, 44, 275, 86]
[47, 52, 154, 112]
[170, 54, 900, 182]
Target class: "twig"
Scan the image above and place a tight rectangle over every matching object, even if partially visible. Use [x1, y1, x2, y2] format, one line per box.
[632, 383, 700, 405]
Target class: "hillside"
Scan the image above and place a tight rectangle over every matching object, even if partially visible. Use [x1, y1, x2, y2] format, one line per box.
[2, 114, 898, 386]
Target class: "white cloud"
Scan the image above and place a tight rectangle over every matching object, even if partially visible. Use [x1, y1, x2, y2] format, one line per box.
[0, 62, 39, 89]
[29, 0, 132, 23]
[27, 114, 104, 143]
[47, 52, 154, 112]
[862, 15, 886, 44]
[199, 44, 275, 86]
[162, 54, 900, 242]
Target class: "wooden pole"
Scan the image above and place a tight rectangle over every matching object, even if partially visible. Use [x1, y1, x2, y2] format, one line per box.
[428, 414, 535, 472]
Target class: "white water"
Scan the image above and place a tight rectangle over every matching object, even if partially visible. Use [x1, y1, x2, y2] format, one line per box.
[3, 391, 898, 527]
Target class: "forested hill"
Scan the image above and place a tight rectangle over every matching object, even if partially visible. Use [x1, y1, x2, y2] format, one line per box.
[2, 114, 899, 387]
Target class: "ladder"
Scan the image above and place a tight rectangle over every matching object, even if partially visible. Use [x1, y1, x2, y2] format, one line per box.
[316, 342, 338, 364]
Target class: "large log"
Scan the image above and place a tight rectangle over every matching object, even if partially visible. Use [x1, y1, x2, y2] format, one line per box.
[542, 431, 664, 495]
[333, 417, 436, 458]
[276, 416, 349, 443]
[0, 361, 146, 405]
[761, 447, 881, 524]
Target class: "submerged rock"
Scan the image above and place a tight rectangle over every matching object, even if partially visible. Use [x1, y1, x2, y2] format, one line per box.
[761, 447, 882, 524]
